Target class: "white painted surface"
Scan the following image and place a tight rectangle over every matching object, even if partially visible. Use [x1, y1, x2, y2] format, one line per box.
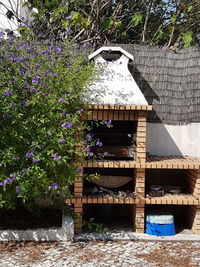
[88, 47, 148, 105]
[89, 46, 133, 61]
[0, 213, 74, 241]
[147, 123, 200, 157]
[0, 0, 33, 32]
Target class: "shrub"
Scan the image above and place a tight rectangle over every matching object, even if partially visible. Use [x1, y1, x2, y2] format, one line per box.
[0, 33, 96, 210]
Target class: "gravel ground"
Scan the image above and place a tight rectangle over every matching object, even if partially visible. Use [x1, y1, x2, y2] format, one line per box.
[0, 241, 200, 267]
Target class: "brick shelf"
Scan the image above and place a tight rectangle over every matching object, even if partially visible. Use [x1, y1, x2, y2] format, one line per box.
[84, 160, 139, 168]
[145, 194, 200, 205]
[66, 196, 138, 204]
[84, 156, 200, 169]
[67, 105, 200, 234]
[86, 104, 152, 111]
[146, 156, 200, 169]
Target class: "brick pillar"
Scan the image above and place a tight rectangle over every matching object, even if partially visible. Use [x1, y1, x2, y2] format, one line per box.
[74, 203, 83, 234]
[136, 111, 147, 164]
[190, 205, 200, 234]
[74, 168, 83, 197]
[74, 127, 84, 233]
[135, 168, 145, 198]
[187, 169, 200, 198]
[135, 204, 145, 233]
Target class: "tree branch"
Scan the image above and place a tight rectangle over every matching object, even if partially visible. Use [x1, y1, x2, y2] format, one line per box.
[142, 0, 153, 43]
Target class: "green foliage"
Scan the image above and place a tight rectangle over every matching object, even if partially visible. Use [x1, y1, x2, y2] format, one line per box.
[83, 217, 108, 233]
[18, 0, 199, 47]
[170, 15, 177, 23]
[182, 31, 193, 47]
[132, 13, 143, 26]
[0, 35, 96, 210]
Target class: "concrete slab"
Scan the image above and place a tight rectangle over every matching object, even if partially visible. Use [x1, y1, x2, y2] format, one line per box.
[74, 232, 200, 242]
[0, 214, 74, 242]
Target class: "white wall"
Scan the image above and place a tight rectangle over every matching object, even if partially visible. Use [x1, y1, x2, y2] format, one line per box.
[147, 123, 200, 157]
[0, 0, 31, 32]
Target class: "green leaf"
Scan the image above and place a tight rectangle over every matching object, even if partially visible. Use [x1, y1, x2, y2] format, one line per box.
[72, 12, 83, 24]
[114, 21, 122, 29]
[132, 13, 143, 26]
[62, 20, 70, 28]
[188, 5, 193, 12]
[182, 31, 193, 47]
[84, 18, 90, 28]
[170, 15, 177, 23]
[102, 18, 113, 30]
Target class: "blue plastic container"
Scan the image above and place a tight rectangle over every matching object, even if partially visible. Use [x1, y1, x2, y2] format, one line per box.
[146, 215, 175, 236]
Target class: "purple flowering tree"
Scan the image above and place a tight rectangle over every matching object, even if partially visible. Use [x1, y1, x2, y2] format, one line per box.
[0, 34, 96, 210]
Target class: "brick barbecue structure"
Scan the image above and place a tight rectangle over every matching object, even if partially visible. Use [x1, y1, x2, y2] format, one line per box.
[66, 46, 200, 235]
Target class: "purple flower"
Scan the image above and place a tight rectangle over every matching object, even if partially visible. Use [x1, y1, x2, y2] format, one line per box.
[30, 88, 38, 93]
[16, 186, 22, 194]
[0, 163, 2, 167]
[10, 103, 16, 108]
[0, 31, 3, 37]
[59, 98, 66, 103]
[20, 100, 29, 107]
[31, 141, 35, 146]
[31, 53, 38, 57]
[51, 154, 61, 161]
[3, 114, 9, 119]
[62, 113, 69, 117]
[65, 28, 71, 35]
[59, 138, 65, 143]
[12, 156, 19, 160]
[25, 152, 32, 158]
[77, 169, 84, 173]
[61, 122, 72, 128]
[77, 108, 84, 114]
[104, 120, 112, 125]
[96, 141, 103, 147]
[66, 15, 72, 20]
[48, 183, 59, 190]
[85, 147, 90, 152]
[20, 68, 26, 74]
[0, 182, 4, 186]
[35, 65, 40, 70]
[86, 133, 92, 140]
[32, 158, 39, 163]
[32, 75, 40, 84]
[23, 85, 30, 89]
[9, 174, 17, 181]
[51, 46, 62, 53]
[52, 183, 59, 188]
[45, 71, 51, 76]
[89, 152, 94, 157]
[4, 178, 12, 184]
[42, 50, 51, 55]
[4, 90, 13, 97]
[11, 56, 22, 63]
[40, 82, 46, 86]
[20, 168, 30, 174]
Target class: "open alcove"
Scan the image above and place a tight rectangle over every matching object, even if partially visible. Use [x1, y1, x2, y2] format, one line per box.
[88, 120, 137, 160]
[145, 204, 197, 234]
[83, 204, 134, 232]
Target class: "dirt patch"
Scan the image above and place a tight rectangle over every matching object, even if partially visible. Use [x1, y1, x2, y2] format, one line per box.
[136, 242, 199, 267]
[0, 241, 59, 264]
